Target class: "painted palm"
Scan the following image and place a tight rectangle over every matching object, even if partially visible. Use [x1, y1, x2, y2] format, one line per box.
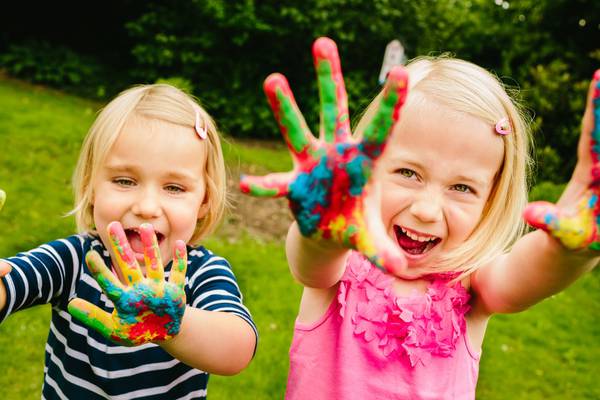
[68, 222, 188, 346]
[240, 37, 408, 274]
[524, 70, 600, 250]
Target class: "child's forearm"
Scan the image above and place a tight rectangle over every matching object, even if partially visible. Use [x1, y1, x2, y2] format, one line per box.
[159, 307, 256, 375]
[0, 261, 10, 313]
[473, 229, 598, 314]
[286, 222, 350, 288]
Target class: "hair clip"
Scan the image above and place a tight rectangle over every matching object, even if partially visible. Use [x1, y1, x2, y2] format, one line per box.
[495, 117, 511, 135]
[190, 102, 207, 140]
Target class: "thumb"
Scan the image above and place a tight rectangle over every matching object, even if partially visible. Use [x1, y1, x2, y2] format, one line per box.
[524, 199, 596, 250]
[361, 181, 408, 276]
[0, 262, 11, 278]
[523, 201, 559, 232]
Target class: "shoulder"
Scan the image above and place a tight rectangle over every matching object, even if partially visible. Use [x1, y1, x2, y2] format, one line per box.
[184, 245, 238, 286]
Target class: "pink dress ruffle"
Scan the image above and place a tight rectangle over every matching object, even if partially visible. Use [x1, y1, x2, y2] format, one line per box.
[338, 252, 471, 367]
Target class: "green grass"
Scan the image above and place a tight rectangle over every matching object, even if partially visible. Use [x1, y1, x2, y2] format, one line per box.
[0, 76, 598, 399]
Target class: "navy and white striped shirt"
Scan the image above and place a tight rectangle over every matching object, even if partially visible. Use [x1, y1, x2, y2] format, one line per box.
[0, 234, 257, 399]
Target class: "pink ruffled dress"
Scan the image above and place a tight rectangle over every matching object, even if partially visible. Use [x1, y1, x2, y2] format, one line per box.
[286, 252, 480, 400]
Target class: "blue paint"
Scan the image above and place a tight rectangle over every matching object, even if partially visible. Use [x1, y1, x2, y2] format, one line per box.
[588, 193, 598, 208]
[346, 154, 371, 196]
[289, 157, 334, 235]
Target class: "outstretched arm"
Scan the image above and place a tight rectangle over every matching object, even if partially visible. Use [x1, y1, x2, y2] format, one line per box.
[0, 190, 9, 312]
[473, 70, 600, 314]
[241, 37, 411, 286]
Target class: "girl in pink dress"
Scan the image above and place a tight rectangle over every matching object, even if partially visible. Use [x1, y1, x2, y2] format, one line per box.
[241, 37, 599, 399]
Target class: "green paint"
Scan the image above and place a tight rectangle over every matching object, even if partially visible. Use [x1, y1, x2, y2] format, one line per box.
[250, 184, 281, 197]
[343, 224, 358, 246]
[276, 88, 309, 153]
[363, 88, 400, 145]
[68, 303, 113, 338]
[588, 241, 600, 251]
[316, 60, 341, 143]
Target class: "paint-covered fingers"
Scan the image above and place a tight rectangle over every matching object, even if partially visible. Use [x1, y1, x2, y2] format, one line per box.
[0, 189, 5, 212]
[140, 223, 164, 282]
[68, 298, 116, 340]
[312, 37, 351, 144]
[86, 251, 125, 301]
[581, 70, 600, 183]
[169, 240, 188, 289]
[107, 221, 144, 285]
[361, 66, 409, 159]
[240, 171, 294, 197]
[523, 196, 599, 250]
[264, 73, 314, 161]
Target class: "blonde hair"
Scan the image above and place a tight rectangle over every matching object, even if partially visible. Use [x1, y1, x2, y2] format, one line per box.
[72, 84, 227, 245]
[357, 56, 532, 277]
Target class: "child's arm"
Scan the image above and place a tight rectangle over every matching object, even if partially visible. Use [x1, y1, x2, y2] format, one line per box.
[160, 308, 256, 375]
[472, 71, 600, 314]
[68, 222, 256, 375]
[0, 262, 10, 312]
[241, 37, 410, 283]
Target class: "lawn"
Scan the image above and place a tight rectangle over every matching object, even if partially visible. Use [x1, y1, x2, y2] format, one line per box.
[0, 76, 598, 399]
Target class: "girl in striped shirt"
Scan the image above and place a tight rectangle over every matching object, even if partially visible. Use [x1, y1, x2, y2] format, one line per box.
[0, 84, 257, 399]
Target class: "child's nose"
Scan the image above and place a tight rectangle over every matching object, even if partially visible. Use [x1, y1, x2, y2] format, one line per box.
[132, 189, 163, 219]
[410, 191, 443, 223]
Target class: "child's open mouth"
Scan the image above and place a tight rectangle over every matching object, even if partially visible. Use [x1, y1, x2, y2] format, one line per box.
[125, 227, 165, 256]
[394, 225, 441, 255]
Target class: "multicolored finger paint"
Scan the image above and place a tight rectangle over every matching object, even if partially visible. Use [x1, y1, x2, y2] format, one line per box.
[240, 37, 409, 273]
[68, 222, 188, 346]
[524, 70, 600, 250]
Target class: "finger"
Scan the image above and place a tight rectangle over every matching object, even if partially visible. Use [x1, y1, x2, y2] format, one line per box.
[140, 223, 164, 282]
[86, 251, 125, 300]
[68, 298, 116, 340]
[107, 221, 144, 284]
[360, 182, 409, 277]
[312, 37, 351, 144]
[523, 199, 596, 250]
[239, 171, 294, 197]
[169, 240, 188, 289]
[264, 73, 314, 161]
[0, 189, 5, 212]
[360, 66, 409, 159]
[0, 261, 11, 278]
[582, 70, 600, 182]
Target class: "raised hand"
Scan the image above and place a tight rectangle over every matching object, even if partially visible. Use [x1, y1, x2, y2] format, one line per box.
[68, 222, 187, 346]
[524, 70, 600, 250]
[240, 37, 409, 275]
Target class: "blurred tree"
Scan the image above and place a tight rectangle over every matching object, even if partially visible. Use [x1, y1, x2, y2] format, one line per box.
[1, 0, 598, 182]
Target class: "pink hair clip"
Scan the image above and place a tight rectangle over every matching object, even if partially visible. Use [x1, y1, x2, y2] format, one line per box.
[190, 102, 207, 140]
[495, 117, 511, 135]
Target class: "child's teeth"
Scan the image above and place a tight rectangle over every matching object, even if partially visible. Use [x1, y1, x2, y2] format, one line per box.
[402, 227, 435, 242]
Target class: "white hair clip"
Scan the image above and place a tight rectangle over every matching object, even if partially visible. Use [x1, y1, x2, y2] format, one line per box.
[190, 102, 208, 140]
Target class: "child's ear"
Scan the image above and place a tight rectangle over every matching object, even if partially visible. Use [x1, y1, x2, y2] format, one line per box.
[197, 202, 210, 220]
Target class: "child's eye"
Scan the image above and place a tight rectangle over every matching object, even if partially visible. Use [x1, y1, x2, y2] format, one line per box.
[113, 177, 136, 187]
[165, 184, 185, 194]
[396, 168, 416, 179]
[452, 184, 473, 193]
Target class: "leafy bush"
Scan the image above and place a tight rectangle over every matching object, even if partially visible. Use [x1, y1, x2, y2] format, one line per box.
[0, 41, 120, 99]
[529, 181, 567, 203]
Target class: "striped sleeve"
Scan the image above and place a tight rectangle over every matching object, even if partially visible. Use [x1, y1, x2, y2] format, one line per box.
[186, 247, 258, 341]
[0, 235, 84, 323]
